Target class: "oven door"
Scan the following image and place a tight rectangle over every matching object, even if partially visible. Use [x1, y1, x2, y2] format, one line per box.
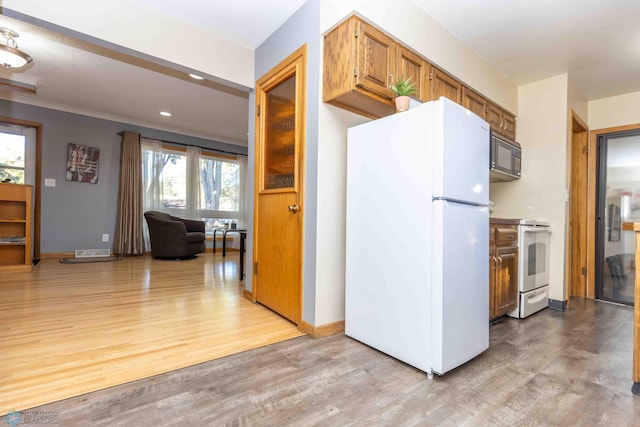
[519, 226, 551, 292]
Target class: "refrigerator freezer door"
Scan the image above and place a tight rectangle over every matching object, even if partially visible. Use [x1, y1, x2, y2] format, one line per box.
[431, 97, 490, 206]
[431, 200, 489, 374]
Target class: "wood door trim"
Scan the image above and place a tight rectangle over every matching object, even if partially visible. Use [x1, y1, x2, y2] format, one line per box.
[0, 116, 42, 261]
[252, 44, 307, 324]
[587, 122, 640, 299]
[566, 110, 589, 303]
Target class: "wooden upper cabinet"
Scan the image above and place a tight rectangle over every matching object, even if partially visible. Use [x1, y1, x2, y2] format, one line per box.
[322, 15, 518, 129]
[461, 86, 488, 119]
[487, 102, 517, 140]
[430, 66, 462, 103]
[355, 20, 396, 101]
[323, 16, 396, 118]
[396, 46, 430, 102]
[502, 114, 516, 140]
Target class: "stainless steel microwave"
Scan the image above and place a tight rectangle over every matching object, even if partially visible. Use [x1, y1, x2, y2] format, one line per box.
[490, 132, 521, 182]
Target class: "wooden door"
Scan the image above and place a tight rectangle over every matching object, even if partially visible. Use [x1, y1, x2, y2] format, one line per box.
[461, 87, 487, 119]
[355, 20, 395, 101]
[495, 246, 518, 315]
[430, 66, 462, 103]
[568, 112, 589, 298]
[254, 45, 306, 325]
[396, 46, 430, 102]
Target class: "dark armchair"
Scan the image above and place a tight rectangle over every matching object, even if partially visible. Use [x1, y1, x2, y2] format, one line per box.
[144, 211, 206, 259]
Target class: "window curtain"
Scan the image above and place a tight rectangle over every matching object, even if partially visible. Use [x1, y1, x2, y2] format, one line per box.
[141, 138, 164, 251]
[113, 131, 145, 255]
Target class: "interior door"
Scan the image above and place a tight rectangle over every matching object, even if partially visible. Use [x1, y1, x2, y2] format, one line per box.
[253, 46, 306, 325]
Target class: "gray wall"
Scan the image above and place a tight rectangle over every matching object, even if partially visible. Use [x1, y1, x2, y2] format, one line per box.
[0, 99, 247, 253]
[251, 0, 321, 324]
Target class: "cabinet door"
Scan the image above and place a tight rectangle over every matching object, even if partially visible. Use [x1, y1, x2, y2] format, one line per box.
[462, 86, 487, 119]
[396, 46, 430, 102]
[487, 102, 517, 140]
[486, 102, 503, 132]
[355, 20, 395, 100]
[502, 113, 516, 140]
[495, 246, 518, 315]
[430, 66, 462, 103]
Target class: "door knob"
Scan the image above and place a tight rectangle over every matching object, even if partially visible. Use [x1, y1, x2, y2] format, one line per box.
[287, 204, 299, 213]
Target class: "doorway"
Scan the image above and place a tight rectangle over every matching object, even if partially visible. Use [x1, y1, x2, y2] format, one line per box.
[0, 119, 42, 261]
[253, 45, 306, 325]
[595, 129, 640, 305]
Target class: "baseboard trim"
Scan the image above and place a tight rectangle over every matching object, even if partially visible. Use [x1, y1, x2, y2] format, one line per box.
[549, 299, 568, 311]
[41, 252, 75, 259]
[242, 289, 254, 302]
[41, 251, 124, 259]
[298, 320, 345, 339]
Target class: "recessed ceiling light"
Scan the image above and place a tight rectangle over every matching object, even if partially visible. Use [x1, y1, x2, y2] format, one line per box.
[188, 73, 204, 80]
[160, 111, 172, 117]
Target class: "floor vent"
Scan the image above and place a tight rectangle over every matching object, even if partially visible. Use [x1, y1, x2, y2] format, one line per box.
[74, 249, 111, 258]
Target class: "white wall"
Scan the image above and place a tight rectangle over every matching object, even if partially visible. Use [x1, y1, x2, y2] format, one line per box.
[490, 74, 569, 302]
[3, 0, 254, 89]
[589, 91, 640, 130]
[568, 76, 588, 124]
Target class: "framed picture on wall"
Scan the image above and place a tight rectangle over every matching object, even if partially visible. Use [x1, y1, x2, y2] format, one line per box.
[66, 144, 99, 184]
[608, 203, 621, 242]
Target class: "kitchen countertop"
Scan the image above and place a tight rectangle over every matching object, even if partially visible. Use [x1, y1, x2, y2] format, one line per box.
[489, 217, 521, 225]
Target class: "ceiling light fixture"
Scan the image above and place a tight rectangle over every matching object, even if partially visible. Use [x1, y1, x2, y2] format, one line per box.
[0, 28, 33, 70]
[188, 73, 204, 80]
[160, 111, 172, 117]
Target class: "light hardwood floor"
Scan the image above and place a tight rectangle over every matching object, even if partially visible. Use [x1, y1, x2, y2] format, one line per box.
[0, 253, 303, 414]
[21, 298, 640, 426]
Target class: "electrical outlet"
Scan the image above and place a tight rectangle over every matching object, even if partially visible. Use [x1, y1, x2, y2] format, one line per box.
[102, 234, 109, 242]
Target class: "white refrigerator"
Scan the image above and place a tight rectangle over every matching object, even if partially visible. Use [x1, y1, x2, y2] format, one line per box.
[345, 97, 490, 377]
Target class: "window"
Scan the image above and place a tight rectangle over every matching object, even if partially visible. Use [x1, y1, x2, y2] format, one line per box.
[0, 132, 26, 184]
[141, 139, 245, 237]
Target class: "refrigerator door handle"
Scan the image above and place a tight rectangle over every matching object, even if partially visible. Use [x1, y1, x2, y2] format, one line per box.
[432, 197, 488, 208]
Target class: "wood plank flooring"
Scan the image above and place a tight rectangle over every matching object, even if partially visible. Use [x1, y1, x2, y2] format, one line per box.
[0, 254, 303, 414]
[22, 298, 640, 426]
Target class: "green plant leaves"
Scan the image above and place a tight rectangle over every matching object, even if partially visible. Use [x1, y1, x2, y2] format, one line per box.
[390, 77, 417, 96]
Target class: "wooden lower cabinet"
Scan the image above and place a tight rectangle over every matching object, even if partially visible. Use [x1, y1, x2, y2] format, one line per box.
[489, 225, 518, 319]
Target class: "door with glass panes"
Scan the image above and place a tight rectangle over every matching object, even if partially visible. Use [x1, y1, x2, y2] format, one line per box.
[253, 45, 306, 324]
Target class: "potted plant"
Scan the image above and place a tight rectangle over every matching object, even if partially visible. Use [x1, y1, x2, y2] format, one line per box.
[390, 77, 417, 112]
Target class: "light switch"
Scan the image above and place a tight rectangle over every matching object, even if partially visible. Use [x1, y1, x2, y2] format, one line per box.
[44, 178, 56, 187]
